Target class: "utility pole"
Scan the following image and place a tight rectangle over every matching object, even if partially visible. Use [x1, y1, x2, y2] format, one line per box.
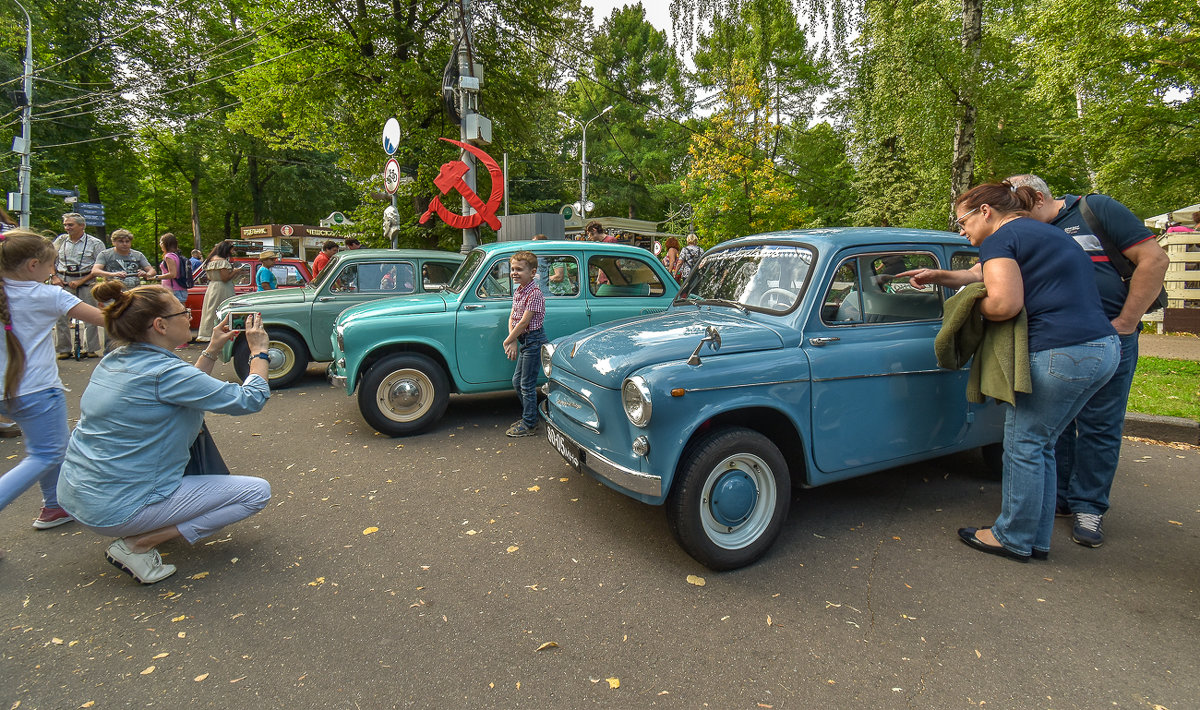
[12, 0, 33, 228]
[557, 105, 612, 221]
[454, 0, 493, 254]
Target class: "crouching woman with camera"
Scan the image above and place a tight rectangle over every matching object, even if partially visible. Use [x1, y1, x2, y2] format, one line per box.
[57, 281, 272, 584]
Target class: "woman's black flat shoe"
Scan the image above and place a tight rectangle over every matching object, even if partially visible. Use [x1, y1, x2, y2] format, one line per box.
[958, 527, 1030, 563]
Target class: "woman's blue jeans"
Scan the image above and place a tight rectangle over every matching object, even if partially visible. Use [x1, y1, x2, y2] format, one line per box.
[0, 387, 68, 512]
[991, 335, 1119, 556]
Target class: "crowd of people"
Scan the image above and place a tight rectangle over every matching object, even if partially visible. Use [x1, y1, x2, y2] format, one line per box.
[0, 171, 1174, 577]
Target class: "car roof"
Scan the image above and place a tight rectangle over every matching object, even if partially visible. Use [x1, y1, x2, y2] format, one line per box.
[720, 227, 972, 251]
[332, 248, 465, 260]
[472, 240, 652, 254]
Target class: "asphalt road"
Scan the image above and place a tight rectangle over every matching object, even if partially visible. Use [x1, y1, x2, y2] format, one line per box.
[3, 355, 1198, 709]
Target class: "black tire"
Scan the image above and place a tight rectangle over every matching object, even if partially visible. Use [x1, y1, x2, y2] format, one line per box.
[232, 329, 310, 389]
[666, 427, 791, 571]
[357, 353, 450, 436]
[981, 442, 1004, 479]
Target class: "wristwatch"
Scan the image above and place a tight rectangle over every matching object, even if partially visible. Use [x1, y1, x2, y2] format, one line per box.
[250, 352, 270, 363]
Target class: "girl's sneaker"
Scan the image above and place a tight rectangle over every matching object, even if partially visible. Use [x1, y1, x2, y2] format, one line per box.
[106, 539, 177, 584]
[32, 507, 74, 529]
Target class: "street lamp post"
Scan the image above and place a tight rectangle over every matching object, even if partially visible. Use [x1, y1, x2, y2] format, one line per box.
[12, 0, 33, 228]
[557, 105, 612, 221]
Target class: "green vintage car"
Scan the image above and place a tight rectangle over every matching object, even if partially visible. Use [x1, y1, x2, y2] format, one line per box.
[216, 248, 465, 388]
[329, 240, 681, 436]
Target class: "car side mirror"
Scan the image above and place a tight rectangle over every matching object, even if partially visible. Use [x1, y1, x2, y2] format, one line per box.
[686, 326, 721, 366]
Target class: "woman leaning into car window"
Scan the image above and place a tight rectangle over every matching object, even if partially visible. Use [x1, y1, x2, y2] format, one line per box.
[904, 181, 1118, 562]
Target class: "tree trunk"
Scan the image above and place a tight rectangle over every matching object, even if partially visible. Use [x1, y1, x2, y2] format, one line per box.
[249, 154, 265, 224]
[949, 0, 983, 225]
[189, 176, 202, 252]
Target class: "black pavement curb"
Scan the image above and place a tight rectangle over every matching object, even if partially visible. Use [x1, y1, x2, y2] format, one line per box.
[1125, 412, 1200, 445]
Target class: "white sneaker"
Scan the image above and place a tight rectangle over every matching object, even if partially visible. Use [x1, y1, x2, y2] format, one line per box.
[106, 539, 177, 584]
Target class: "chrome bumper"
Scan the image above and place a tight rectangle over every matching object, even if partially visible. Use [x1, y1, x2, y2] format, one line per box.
[326, 364, 347, 389]
[541, 402, 661, 498]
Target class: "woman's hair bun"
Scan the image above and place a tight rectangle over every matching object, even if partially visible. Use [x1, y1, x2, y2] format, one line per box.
[92, 279, 128, 303]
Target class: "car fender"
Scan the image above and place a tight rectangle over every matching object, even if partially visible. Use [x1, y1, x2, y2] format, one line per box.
[344, 331, 458, 393]
[617, 349, 813, 504]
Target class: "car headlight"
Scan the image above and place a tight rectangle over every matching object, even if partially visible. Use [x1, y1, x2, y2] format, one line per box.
[541, 343, 556, 378]
[622, 376, 652, 427]
[335, 324, 345, 353]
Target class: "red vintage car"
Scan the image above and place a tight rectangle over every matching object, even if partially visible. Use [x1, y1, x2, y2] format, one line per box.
[186, 257, 312, 329]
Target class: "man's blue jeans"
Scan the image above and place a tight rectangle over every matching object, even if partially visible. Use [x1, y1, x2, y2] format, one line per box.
[512, 328, 547, 428]
[1054, 331, 1138, 516]
[0, 388, 67, 512]
[991, 336, 1119, 556]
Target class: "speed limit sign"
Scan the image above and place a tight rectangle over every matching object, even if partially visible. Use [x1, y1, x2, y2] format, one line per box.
[384, 157, 401, 195]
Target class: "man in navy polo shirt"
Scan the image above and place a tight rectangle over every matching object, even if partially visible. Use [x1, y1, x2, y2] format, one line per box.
[1009, 174, 1169, 548]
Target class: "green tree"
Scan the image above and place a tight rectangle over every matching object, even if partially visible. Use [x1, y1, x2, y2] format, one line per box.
[681, 60, 812, 243]
[561, 4, 691, 221]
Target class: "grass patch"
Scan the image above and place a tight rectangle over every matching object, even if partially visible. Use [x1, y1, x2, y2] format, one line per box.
[1128, 357, 1200, 420]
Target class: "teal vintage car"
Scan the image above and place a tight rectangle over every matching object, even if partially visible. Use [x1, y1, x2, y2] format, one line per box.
[541, 228, 1007, 570]
[216, 249, 464, 388]
[328, 240, 681, 436]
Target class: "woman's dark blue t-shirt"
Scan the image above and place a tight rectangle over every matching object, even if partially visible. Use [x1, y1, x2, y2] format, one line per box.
[979, 217, 1115, 352]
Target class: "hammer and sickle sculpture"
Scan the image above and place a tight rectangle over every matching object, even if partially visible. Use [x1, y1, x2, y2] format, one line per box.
[419, 138, 504, 230]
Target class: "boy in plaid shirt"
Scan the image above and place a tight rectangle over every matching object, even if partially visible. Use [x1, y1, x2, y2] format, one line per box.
[502, 251, 546, 437]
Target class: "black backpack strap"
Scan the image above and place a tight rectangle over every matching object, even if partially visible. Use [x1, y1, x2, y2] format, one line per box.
[1078, 194, 1134, 280]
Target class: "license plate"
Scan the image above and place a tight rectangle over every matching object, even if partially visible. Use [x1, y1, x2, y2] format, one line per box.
[546, 423, 583, 471]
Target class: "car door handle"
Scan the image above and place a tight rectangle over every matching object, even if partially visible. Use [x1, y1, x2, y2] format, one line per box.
[808, 337, 840, 346]
[464, 304, 485, 310]
[317, 297, 335, 302]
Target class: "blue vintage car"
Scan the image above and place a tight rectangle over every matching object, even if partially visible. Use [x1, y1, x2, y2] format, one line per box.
[329, 240, 681, 436]
[540, 228, 1006, 570]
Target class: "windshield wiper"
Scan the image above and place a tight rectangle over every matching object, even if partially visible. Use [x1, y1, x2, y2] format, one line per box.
[702, 298, 747, 313]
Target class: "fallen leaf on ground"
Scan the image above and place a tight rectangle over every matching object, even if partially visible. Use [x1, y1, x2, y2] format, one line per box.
[686, 574, 706, 587]
[767, 615, 773, 626]
[527, 485, 540, 492]
[507, 546, 519, 553]
[362, 527, 379, 535]
[308, 577, 325, 586]
[51, 638, 63, 645]
[171, 615, 186, 622]
[80, 703, 94, 708]
[535, 642, 558, 652]
[1168, 520, 1182, 526]
[140, 666, 155, 675]
[153, 652, 169, 659]
[606, 677, 620, 689]
[188, 572, 209, 580]
[194, 673, 208, 682]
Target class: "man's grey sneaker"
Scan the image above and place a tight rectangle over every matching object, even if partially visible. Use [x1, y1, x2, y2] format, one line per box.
[505, 420, 537, 437]
[106, 539, 177, 584]
[1071, 512, 1105, 548]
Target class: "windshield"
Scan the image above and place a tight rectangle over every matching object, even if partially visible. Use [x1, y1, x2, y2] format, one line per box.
[307, 253, 344, 289]
[444, 249, 486, 294]
[676, 244, 814, 313]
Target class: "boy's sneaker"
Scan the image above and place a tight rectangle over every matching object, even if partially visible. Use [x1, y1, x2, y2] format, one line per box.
[505, 420, 537, 437]
[1071, 512, 1105, 548]
[32, 507, 74, 529]
[106, 539, 176, 584]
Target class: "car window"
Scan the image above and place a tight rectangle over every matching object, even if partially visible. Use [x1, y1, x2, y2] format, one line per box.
[822, 252, 941, 325]
[356, 261, 416, 294]
[951, 251, 979, 271]
[329, 264, 359, 293]
[422, 260, 459, 288]
[232, 263, 253, 287]
[587, 255, 666, 297]
[538, 254, 579, 298]
[271, 264, 305, 286]
[476, 259, 512, 299]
